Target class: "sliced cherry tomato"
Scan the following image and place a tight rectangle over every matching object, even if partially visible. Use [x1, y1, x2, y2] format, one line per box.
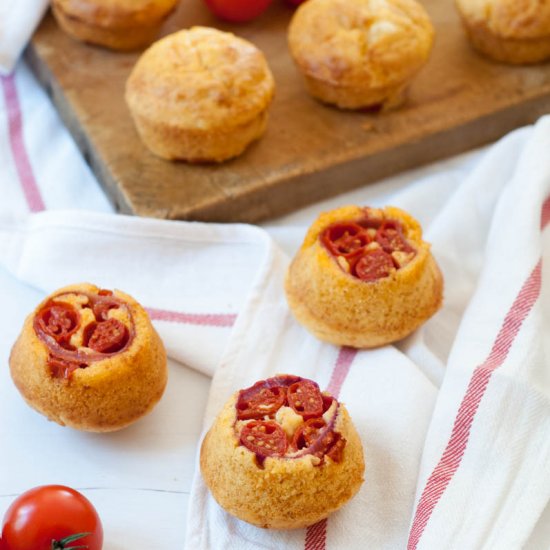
[287, 380, 323, 419]
[203, 0, 273, 22]
[353, 249, 394, 281]
[92, 298, 120, 322]
[375, 220, 415, 254]
[309, 429, 346, 462]
[292, 418, 326, 450]
[1, 485, 103, 550]
[236, 382, 286, 420]
[240, 420, 288, 457]
[322, 223, 370, 258]
[35, 302, 80, 342]
[85, 319, 129, 353]
[325, 434, 346, 462]
[47, 355, 88, 379]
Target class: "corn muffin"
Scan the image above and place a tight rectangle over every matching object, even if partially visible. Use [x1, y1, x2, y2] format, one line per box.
[285, 205, 443, 348]
[201, 374, 365, 529]
[125, 26, 275, 163]
[9, 283, 167, 432]
[288, 0, 434, 109]
[52, 0, 179, 51]
[455, 0, 550, 64]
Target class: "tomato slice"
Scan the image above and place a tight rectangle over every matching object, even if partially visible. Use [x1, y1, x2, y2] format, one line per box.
[35, 302, 80, 342]
[325, 434, 346, 462]
[287, 380, 323, 419]
[321, 222, 370, 258]
[47, 355, 87, 379]
[84, 319, 129, 353]
[236, 382, 286, 420]
[375, 220, 415, 254]
[292, 418, 326, 450]
[353, 249, 394, 281]
[92, 298, 120, 322]
[240, 420, 288, 458]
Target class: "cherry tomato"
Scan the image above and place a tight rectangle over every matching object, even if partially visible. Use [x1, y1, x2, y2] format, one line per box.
[203, 0, 273, 22]
[375, 220, 415, 254]
[36, 302, 80, 342]
[236, 382, 286, 420]
[353, 249, 394, 281]
[287, 380, 324, 419]
[322, 223, 370, 258]
[85, 319, 129, 353]
[2, 485, 103, 550]
[292, 418, 326, 450]
[240, 420, 288, 457]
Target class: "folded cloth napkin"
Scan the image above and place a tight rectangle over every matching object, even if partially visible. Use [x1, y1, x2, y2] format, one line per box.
[0, 0, 48, 75]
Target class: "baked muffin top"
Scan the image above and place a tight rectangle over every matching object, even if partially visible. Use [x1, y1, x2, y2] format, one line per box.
[53, 0, 179, 27]
[455, 0, 550, 39]
[126, 26, 275, 130]
[288, 0, 434, 90]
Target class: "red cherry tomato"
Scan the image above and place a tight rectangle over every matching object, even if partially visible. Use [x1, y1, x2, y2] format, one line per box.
[292, 417, 326, 450]
[375, 220, 415, 254]
[240, 420, 288, 457]
[36, 302, 80, 342]
[2, 485, 103, 550]
[236, 382, 286, 420]
[287, 380, 324, 419]
[353, 249, 395, 281]
[85, 318, 129, 353]
[203, 0, 273, 22]
[322, 223, 370, 258]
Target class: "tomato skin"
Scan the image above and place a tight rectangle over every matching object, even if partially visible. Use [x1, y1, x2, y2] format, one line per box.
[203, 0, 273, 22]
[2, 486, 103, 550]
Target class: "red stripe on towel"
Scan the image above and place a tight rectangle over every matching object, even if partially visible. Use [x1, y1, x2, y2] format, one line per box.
[304, 347, 358, 550]
[541, 195, 550, 230]
[1, 74, 45, 212]
[146, 307, 237, 327]
[407, 259, 543, 549]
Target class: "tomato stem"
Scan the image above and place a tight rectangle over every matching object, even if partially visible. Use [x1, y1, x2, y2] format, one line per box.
[51, 532, 91, 549]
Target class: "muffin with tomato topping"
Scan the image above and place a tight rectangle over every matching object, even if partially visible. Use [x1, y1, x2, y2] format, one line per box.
[9, 283, 167, 432]
[200, 374, 364, 529]
[285, 205, 443, 348]
[51, 0, 179, 51]
[288, 0, 434, 109]
[125, 26, 275, 162]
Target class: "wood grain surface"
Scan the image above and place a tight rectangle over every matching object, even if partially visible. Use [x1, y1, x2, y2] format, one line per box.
[26, 1, 550, 222]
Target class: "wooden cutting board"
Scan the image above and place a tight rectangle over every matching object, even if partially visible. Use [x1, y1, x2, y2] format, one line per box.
[26, 1, 550, 222]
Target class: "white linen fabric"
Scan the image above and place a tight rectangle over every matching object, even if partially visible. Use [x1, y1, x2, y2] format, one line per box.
[0, 60, 549, 549]
[0, 0, 49, 75]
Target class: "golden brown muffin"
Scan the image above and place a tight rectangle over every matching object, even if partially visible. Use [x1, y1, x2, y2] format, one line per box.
[125, 27, 275, 163]
[285, 205, 443, 348]
[51, 0, 179, 51]
[455, 0, 550, 64]
[9, 283, 167, 432]
[201, 375, 364, 529]
[287, 0, 434, 110]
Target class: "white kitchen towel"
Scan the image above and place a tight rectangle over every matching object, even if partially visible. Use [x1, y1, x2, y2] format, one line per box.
[185, 118, 550, 550]
[0, 63, 113, 217]
[0, 0, 48, 75]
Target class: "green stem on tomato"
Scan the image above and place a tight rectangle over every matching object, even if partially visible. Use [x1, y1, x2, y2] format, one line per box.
[51, 532, 91, 549]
